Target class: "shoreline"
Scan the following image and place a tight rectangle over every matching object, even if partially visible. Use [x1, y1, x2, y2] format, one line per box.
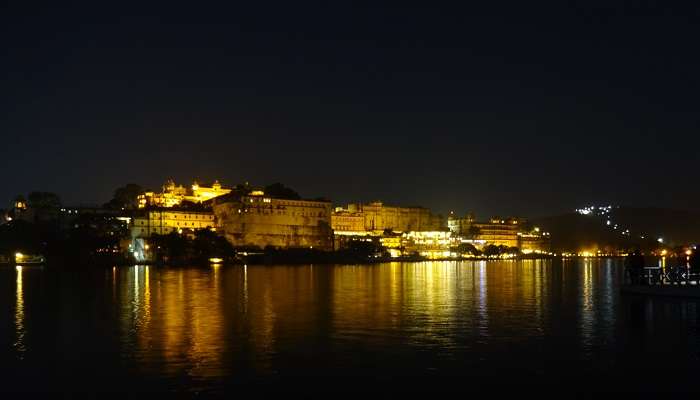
[2, 253, 632, 269]
[11, 255, 616, 268]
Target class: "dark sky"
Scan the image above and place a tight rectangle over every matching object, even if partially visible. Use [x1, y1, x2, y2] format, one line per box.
[2, 1, 699, 218]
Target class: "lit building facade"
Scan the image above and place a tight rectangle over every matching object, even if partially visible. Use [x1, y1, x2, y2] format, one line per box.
[472, 218, 521, 247]
[518, 228, 551, 254]
[130, 210, 216, 237]
[447, 212, 475, 236]
[138, 180, 231, 208]
[330, 209, 366, 234]
[213, 191, 333, 250]
[333, 201, 444, 233]
[401, 231, 455, 259]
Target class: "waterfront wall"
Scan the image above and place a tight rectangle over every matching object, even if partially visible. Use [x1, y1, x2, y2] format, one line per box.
[214, 195, 333, 250]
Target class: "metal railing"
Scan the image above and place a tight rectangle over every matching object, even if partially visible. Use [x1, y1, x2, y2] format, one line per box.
[626, 265, 700, 286]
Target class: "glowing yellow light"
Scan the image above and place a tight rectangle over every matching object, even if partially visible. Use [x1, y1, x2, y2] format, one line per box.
[661, 249, 668, 256]
[209, 257, 224, 263]
[15, 252, 23, 260]
[685, 250, 692, 256]
[144, 244, 150, 250]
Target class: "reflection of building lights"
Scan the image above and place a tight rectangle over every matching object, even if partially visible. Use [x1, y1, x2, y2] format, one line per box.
[15, 264, 25, 354]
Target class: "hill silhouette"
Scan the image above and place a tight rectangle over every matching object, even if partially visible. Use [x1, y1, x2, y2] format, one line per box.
[532, 207, 700, 252]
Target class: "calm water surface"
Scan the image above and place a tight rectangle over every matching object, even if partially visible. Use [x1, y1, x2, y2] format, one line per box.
[2, 259, 700, 393]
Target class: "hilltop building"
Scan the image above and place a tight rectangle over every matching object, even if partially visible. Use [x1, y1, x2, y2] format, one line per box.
[138, 180, 231, 208]
[213, 190, 333, 250]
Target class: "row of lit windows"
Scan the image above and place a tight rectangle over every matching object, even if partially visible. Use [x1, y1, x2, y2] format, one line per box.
[333, 217, 363, 222]
[135, 219, 213, 227]
[333, 225, 360, 231]
[238, 208, 327, 218]
[148, 213, 214, 220]
[245, 197, 329, 208]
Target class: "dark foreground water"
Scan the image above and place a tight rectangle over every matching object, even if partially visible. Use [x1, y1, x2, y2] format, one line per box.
[1, 259, 700, 394]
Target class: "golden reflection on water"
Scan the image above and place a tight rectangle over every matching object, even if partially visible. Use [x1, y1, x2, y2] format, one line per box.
[580, 259, 595, 347]
[107, 260, 617, 380]
[14, 265, 26, 357]
[116, 265, 226, 380]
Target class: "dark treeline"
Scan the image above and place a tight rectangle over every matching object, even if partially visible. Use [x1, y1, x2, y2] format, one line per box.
[0, 217, 129, 266]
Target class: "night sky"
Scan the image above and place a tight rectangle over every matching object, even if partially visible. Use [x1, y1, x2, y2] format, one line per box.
[3, 1, 699, 218]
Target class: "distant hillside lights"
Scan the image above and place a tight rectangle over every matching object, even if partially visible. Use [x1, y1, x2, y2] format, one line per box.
[137, 180, 231, 208]
[575, 204, 660, 242]
[576, 205, 614, 216]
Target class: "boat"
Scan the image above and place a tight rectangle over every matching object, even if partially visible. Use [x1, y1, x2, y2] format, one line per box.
[15, 253, 46, 265]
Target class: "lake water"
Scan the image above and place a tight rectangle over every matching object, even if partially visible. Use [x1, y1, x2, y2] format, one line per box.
[2, 259, 700, 394]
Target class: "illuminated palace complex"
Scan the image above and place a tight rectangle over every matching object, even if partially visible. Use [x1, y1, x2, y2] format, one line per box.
[131, 185, 333, 250]
[138, 180, 231, 208]
[125, 180, 551, 257]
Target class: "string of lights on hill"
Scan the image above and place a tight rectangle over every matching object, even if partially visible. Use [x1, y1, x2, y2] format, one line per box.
[575, 205, 663, 244]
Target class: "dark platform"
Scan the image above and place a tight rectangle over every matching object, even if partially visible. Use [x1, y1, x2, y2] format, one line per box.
[621, 284, 700, 298]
